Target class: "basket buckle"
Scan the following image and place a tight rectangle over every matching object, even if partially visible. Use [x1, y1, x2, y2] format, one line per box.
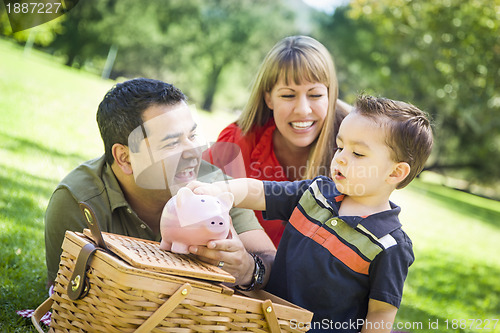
[67, 243, 97, 300]
[71, 275, 80, 291]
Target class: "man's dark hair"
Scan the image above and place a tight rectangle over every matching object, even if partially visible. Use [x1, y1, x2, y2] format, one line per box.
[96, 78, 186, 165]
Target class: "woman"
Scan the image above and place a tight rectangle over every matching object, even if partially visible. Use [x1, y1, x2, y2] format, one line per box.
[205, 36, 349, 247]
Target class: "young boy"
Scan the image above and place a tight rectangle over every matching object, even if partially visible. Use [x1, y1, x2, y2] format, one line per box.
[188, 95, 433, 332]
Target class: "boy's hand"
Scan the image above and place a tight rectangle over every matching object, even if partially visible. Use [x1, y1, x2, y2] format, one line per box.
[186, 180, 224, 196]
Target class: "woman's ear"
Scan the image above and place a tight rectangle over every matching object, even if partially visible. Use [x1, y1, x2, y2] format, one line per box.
[264, 91, 274, 110]
[387, 162, 410, 186]
[112, 143, 133, 175]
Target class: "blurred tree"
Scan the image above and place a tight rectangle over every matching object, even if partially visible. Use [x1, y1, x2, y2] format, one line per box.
[163, 0, 296, 111]
[49, 0, 195, 73]
[49, 0, 108, 67]
[320, 0, 500, 184]
[46, 0, 298, 111]
[94, 0, 201, 79]
[0, 3, 64, 47]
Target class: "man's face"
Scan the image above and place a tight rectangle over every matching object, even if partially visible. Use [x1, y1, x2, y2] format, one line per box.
[128, 102, 204, 196]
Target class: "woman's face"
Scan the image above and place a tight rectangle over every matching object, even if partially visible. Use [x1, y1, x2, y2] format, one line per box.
[265, 78, 328, 149]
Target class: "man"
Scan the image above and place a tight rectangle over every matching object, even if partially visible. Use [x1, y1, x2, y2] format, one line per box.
[45, 78, 275, 289]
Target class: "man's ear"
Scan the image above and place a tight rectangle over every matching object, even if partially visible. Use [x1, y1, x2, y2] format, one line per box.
[264, 91, 274, 110]
[112, 143, 133, 175]
[387, 162, 410, 186]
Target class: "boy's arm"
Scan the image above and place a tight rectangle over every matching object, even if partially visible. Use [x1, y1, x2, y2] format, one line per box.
[361, 299, 398, 333]
[188, 178, 266, 211]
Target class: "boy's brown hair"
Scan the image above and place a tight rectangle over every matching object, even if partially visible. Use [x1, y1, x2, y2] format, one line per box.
[354, 95, 433, 189]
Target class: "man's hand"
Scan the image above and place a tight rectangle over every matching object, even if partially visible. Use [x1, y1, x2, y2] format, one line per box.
[188, 225, 255, 286]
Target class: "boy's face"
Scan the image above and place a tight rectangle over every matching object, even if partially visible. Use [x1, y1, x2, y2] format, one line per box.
[330, 112, 398, 197]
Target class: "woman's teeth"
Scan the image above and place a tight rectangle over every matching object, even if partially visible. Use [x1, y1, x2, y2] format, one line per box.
[291, 121, 314, 130]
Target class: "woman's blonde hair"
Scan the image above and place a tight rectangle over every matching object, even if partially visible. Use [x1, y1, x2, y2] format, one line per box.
[237, 35, 345, 179]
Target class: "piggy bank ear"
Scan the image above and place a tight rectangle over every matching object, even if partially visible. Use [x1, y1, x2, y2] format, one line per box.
[216, 192, 234, 210]
[176, 187, 194, 208]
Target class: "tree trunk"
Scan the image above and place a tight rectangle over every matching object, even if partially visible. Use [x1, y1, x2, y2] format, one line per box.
[101, 44, 118, 79]
[202, 64, 224, 112]
[65, 49, 78, 67]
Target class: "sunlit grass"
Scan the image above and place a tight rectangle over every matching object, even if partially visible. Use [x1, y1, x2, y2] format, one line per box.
[0, 39, 109, 332]
[392, 179, 500, 332]
[1, 37, 499, 332]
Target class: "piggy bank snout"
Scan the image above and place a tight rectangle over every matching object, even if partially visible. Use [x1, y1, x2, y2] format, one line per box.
[207, 216, 228, 229]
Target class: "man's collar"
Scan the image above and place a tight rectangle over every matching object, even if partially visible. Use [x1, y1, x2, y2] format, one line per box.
[102, 161, 131, 212]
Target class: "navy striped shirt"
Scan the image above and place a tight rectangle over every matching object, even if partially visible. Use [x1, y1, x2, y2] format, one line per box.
[264, 176, 414, 332]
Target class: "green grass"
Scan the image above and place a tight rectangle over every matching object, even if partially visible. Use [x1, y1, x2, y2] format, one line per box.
[1, 37, 499, 332]
[0, 38, 110, 332]
[391, 181, 500, 332]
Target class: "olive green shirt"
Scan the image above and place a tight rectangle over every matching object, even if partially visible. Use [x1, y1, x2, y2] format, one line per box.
[45, 155, 261, 283]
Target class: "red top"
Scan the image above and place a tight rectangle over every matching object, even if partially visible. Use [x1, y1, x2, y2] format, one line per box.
[203, 118, 288, 247]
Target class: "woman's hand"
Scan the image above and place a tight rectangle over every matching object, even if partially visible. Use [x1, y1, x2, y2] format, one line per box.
[188, 225, 255, 286]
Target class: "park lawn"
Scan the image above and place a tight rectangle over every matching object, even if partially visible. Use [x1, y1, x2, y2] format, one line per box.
[391, 181, 500, 332]
[1, 38, 499, 332]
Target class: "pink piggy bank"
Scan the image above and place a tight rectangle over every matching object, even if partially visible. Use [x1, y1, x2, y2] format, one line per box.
[159, 187, 234, 254]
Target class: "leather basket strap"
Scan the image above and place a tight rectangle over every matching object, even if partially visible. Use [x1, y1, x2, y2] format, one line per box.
[79, 202, 109, 251]
[67, 242, 98, 300]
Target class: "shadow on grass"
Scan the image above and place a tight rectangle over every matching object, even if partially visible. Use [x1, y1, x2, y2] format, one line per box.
[1, 130, 88, 162]
[0, 166, 55, 228]
[0, 165, 52, 331]
[399, 249, 500, 332]
[396, 305, 448, 332]
[0, 134, 89, 331]
[410, 181, 500, 230]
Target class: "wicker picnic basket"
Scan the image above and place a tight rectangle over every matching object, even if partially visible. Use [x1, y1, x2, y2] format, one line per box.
[32, 230, 313, 332]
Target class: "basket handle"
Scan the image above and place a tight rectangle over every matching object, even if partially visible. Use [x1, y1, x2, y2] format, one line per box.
[31, 296, 53, 333]
[135, 283, 192, 333]
[262, 299, 281, 333]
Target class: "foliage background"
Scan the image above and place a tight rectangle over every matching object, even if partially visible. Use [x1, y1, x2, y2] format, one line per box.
[3, 0, 498, 191]
[320, 0, 500, 188]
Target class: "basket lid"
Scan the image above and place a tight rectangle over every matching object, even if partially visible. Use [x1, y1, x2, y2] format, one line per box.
[83, 229, 235, 283]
